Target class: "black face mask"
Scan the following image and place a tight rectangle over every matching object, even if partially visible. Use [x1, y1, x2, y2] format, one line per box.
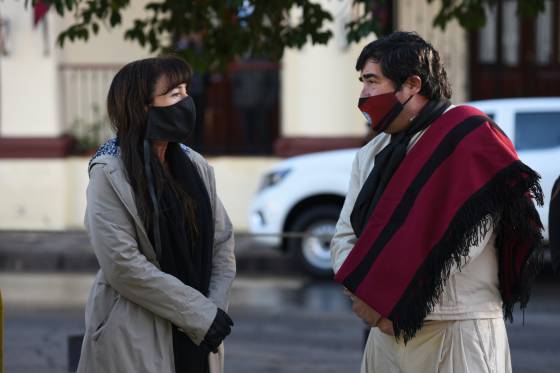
[145, 96, 196, 144]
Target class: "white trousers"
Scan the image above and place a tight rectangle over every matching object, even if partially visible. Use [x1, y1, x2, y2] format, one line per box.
[361, 319, 512, 373]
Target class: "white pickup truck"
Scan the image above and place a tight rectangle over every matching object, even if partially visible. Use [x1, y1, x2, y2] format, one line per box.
[249, 98, 560, 277]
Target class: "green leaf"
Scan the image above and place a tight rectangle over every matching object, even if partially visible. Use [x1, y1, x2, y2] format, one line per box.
[110, 11, 122, 26]
[57, 33, 67, 47]
[64, 0, 74, 11]
[54, 1, 65, 15]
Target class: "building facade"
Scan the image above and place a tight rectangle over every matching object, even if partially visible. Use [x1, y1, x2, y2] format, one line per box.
[1, 0, 556, 231]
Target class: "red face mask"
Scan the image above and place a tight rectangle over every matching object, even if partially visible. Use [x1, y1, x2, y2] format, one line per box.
[358, 91, 412, 132]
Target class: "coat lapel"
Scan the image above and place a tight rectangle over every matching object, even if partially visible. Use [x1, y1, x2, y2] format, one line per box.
[102, 164, 160, 266]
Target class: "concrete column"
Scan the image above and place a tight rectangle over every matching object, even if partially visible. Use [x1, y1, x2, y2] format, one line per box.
[0, 4, 61, 137]
[281, 0, 370, 139]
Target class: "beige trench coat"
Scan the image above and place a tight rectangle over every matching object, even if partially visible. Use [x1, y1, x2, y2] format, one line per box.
[77, 145, 236, 373]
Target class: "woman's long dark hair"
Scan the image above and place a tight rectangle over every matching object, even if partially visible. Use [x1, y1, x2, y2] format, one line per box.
[107, 55, 198, 239]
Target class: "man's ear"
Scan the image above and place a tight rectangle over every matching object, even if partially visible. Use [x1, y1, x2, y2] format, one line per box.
[404, 75, 422, 95]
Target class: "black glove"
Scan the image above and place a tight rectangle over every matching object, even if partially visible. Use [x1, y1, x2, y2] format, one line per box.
[201, 308, 234, 353]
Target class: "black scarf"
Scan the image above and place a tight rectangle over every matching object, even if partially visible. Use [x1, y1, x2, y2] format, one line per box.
[350, 100, 451, 236]
[149, 144, 214, 373]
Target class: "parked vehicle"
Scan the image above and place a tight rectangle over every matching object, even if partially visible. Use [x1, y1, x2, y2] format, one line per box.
[249, 98, 560, 277]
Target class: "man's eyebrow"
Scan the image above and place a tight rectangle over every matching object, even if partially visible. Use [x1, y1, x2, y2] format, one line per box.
[359, 73, 380, 82]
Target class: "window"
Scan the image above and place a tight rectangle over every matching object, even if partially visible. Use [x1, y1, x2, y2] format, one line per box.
[502, 1, 520, 66]
[470, 0, 560, 99]
[536, 0, 553, 65]
[478, 5, 497, 63]
[515, 111, 560, 150]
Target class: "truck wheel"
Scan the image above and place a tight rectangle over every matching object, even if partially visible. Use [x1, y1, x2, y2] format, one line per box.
[287, 205, 341, 279]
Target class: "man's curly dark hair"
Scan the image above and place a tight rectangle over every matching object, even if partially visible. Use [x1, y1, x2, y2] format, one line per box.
[356, 32, 452, 100]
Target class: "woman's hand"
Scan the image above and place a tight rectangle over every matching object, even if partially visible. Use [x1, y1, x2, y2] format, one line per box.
[201, 308, 234, 353]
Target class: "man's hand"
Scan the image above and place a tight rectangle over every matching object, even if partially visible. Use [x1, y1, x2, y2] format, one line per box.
[377, 317, 395, 336]
[344, 289, 395, 336]
[344, 289, 380, 326]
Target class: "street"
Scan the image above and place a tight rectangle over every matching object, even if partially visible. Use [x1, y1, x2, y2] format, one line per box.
[3, 272, 560, 373]
[2, 2, 560, 373]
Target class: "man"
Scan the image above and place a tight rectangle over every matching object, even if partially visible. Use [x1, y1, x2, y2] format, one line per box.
[549, 176, 560, 275]
[331, 32, 543, 373]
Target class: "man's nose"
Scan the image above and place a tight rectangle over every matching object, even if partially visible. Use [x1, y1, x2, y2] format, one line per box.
[360, 86, 370, 98]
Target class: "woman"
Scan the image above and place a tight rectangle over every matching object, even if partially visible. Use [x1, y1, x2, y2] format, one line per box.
[77, 55, 236, 373]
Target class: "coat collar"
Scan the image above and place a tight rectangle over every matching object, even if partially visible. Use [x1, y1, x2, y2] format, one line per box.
[89, 139, 157, 264]
[88, 138, 206, 267]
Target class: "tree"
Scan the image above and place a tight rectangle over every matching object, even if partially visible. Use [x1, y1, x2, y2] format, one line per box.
[28, 0, 545, 71]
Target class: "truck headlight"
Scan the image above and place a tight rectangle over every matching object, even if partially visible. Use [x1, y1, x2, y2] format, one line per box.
[258, 169, 291, 192]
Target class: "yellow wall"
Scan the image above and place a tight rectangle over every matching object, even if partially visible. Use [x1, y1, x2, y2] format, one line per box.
[0, 157, 278, 231]
[0, 159, 70, 229]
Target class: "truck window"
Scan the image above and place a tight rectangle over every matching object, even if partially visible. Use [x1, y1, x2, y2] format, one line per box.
[514, 111, 560, 150]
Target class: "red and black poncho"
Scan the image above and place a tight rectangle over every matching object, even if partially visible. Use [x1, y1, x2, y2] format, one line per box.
[335, 105, 544, 342]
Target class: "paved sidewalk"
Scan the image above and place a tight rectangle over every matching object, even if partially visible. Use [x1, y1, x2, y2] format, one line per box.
[0, 230, 296, 274]
[3, 289, 364, 373]
[0, 272, 307, 308]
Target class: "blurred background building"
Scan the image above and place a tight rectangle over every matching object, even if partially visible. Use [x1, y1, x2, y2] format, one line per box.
[0, 0, 558, 231]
